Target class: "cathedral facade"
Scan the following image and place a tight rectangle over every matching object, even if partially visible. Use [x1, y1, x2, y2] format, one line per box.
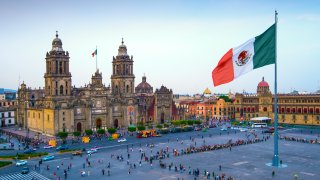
[17, 33, 176, 136]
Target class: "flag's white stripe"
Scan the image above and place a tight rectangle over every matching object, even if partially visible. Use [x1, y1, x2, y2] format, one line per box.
[232, 38, 255, 79]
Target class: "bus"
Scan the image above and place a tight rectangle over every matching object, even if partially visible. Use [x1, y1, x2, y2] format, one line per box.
[251, 123, 267, 128]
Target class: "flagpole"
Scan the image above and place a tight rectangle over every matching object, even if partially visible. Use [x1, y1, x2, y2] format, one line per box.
[272, 10, 279, 167]
[96, 45, 98, 71]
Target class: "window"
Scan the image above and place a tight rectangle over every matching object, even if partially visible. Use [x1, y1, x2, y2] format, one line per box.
[47, 115, 50, 121]
[282, 115, 285, 119]
[309, 108, 314, 114]
[292, 115, 296, 120]
[8, 112, 11, 117]
[304, 115, 308, 121]
[263, 107, 267, 112]
[9, 119, 11, 124]
[38, 113, 40, 118]
[60, 85, 64, 95]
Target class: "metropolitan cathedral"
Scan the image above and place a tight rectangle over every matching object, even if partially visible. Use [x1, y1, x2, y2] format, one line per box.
[17, 32, 177, 136]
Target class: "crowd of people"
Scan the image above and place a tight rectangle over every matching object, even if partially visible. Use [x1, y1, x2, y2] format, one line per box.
[279, 135, 319, 144]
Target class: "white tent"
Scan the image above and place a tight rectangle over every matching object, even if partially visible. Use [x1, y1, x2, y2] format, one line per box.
[250, 117, 271, 123]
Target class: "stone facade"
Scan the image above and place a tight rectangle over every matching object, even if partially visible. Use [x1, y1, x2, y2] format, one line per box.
[234, 77, 320, 126]
[16, 33, 177, 136]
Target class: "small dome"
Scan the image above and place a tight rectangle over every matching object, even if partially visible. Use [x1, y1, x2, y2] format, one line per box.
[51, 31, 63, 51]
[203, 88, 211, 94]
[118, 38, 128, 56]
[258, 77, 269, 87]
[135, 75, 153, 93]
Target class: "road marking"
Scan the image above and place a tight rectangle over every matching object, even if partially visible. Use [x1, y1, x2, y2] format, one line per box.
[0, 171, 50, 180]
[232, 161, 249, 166]
[300, 172, 315, 176]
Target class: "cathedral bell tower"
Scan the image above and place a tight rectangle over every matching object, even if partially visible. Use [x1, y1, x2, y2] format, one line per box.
[44, 31, 72, 97]
[111, 39, 135, 96]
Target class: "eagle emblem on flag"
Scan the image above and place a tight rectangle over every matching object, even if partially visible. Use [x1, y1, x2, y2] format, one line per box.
[235, 50, 252, 66]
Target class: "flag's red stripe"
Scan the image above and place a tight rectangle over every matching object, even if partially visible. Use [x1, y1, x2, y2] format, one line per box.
[212, 48, 234, 87]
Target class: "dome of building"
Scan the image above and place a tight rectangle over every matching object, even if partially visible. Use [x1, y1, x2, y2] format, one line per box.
[51, 31, 63, 51]
[258, 77, 269, 87]
[203, 88, 212, 94]
[135, 75, 153, 93]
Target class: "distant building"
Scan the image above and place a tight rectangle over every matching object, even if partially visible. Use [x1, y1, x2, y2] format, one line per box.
[234, 77, 320, 126]
[0, 108, 15, 127]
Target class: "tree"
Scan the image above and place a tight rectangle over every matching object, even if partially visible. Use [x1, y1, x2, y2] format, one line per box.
[128, 126, 136, 132]
[156, 124, 163, 129]
[85, 129, 93, 136]
[57, 132, 68, 144]
[219, 95, 233, 103]
[73, 131, 81, 137]
[137, 125, 146, 131]
[194, 120, 202, 125]
[107, 128, 116, 134]
[171, 120, 181, 127]
[97, 129, 105, 136]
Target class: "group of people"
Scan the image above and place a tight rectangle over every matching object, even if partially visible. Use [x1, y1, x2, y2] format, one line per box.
[279, 135, 319, 144]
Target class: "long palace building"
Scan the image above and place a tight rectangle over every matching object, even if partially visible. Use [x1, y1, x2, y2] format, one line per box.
[234, 77, 320, 126]
[16, 32, 177, 136]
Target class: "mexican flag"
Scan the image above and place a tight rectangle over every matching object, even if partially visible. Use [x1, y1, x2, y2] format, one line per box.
[92, 49, 97, 58]
[212, 24, 275, 87]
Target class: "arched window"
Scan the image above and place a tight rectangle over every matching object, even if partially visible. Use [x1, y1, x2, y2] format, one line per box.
[115, 85, 118, 94]
[126, 85, 129, 93]
[48, 86, 51, 95]
[60, 85, 64, 95]
[55, 81, 58, 95]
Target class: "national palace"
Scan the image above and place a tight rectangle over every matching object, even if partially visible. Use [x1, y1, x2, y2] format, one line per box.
[176, 78, 320, 126]
[16, 32, 177, 136]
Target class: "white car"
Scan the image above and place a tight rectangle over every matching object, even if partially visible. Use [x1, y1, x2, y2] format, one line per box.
[117, 138, 127, 143]
[43, 145, 54, 149]
[16, 160, 27, 166]
[87, 149, 98, 154]
[239, 128, 248, 132]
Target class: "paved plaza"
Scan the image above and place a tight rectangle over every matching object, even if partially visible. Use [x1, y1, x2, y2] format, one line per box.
[1, 127, 320, 180]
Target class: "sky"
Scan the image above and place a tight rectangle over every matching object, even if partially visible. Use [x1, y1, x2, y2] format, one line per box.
[1, 0, 320, 95]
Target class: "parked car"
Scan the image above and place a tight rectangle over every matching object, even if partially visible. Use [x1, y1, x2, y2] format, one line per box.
[24, 148, 35, 154]
[72, 150, 82, 156]
[42, 155, 55, 161]
[56, 145, 68, 151]
[87, 149, 98, 154]
[21, 167, 29, 174]
[117, 138, 127, 143]
[16, 160, 28, 166]
[43, 145, 54, 149]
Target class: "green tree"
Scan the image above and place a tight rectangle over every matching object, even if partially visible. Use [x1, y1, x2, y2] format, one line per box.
[85, 129, 93, 136]
[73, 131, 81, 137]
[137, 126, 146, 131]
[97, 129, 106, 136]
[107, 128, 116, 134]
[128, 126, 136, 132]
[57, 132, 68, 144]
[164, 123, 170, 128]
[194, 120, 202, 125]
[156, 124, 163, 129]
[171, 120, 181, 127]
[218, 95, 232, 102]
[187, 120, 194, 125]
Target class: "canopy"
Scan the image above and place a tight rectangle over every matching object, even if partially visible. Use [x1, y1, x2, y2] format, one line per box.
[250, 117, 271, 122]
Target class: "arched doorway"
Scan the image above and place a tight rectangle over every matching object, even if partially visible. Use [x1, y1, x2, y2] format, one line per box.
[161, 112, 165, 124]
[96, 119, 102, 129]
[114, 119, 118, 128]
[76, 122, 82, 132]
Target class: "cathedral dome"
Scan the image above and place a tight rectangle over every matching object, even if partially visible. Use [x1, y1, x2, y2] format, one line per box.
[51, 31, 63, 51]
[135, 75, 153, 93]
[203, 88, 211, 95]
[258, 77, 269, 87]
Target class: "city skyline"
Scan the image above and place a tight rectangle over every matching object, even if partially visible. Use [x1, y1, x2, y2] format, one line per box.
[1, 0, 320, 94]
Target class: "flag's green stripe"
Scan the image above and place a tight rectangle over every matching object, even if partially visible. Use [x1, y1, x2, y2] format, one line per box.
[253, 24, 276, 69]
